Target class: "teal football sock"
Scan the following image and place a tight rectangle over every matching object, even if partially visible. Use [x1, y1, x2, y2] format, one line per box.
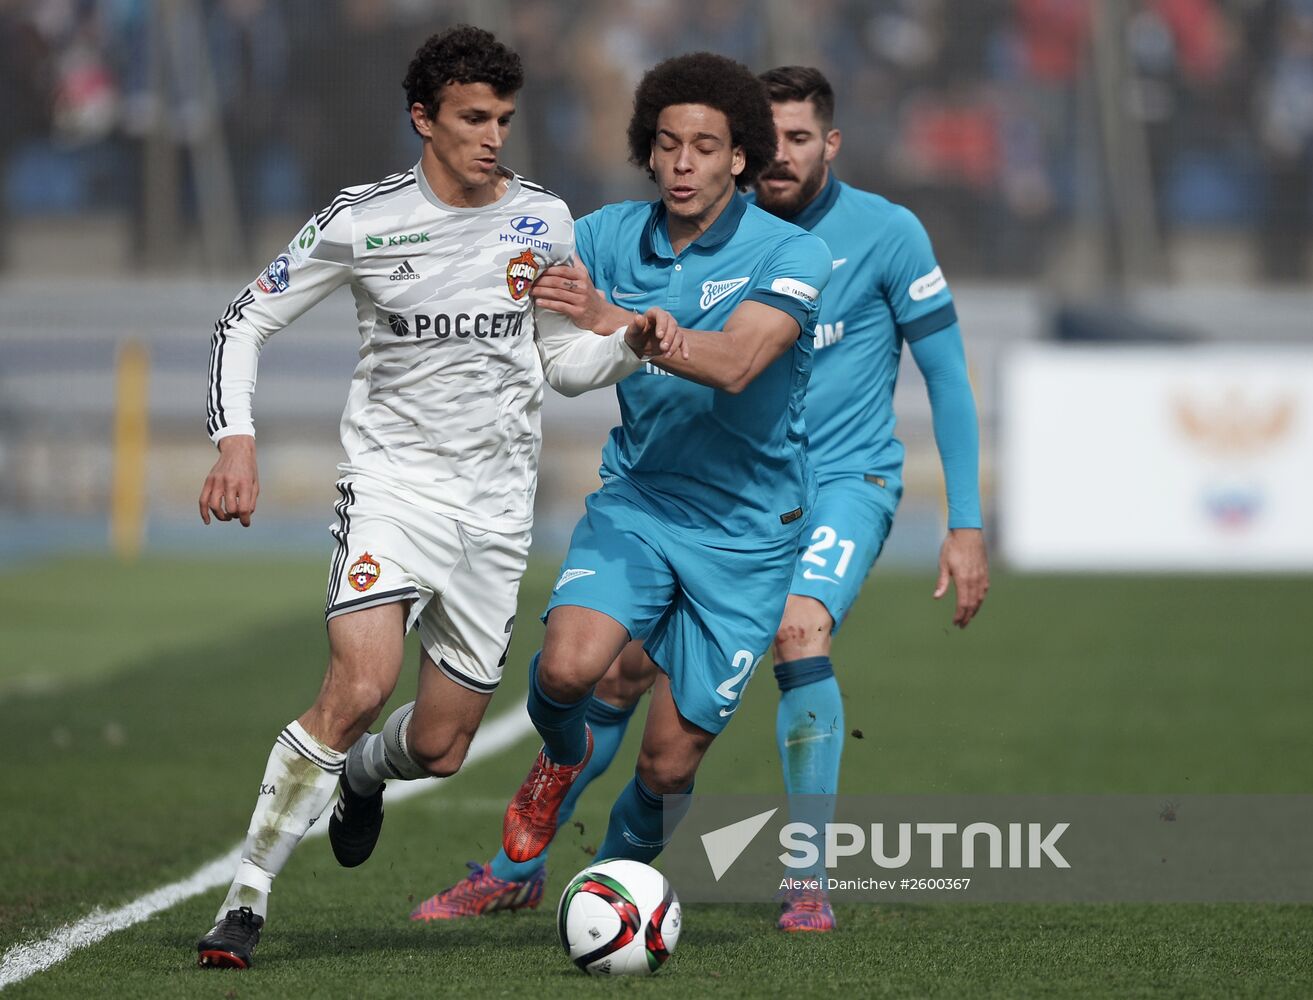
[525, 651, 591, 765]
[775, 657, 844, 878]
[596, 773, 692, 864]
[490, 696, 636, 882]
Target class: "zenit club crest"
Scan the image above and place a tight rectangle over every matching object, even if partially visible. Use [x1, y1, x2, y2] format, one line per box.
[506, 249, 541, 301]
[348, 552, 381, 592]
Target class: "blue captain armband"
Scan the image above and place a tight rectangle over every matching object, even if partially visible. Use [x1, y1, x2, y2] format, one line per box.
[899, 301, 958, 343]
[743, 288, 815, 331]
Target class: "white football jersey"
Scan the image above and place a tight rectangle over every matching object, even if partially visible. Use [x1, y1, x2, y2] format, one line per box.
[206, 163, 641, 532]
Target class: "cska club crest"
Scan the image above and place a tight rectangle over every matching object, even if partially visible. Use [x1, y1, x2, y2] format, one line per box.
[348, 552, 381, 592]
[506, 249, 541, 301]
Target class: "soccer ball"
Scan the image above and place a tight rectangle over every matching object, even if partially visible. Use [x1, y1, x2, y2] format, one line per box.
[556, 859, 681, 976]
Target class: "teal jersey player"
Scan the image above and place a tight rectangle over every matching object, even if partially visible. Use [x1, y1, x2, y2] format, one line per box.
[540, 193, 828, 741]
[748, 172, 982, 626]
[413, 64, 985, 932]
[750, 67, 990, 933]
[579, 193, 827, 543]
[475, 53, 833, 901]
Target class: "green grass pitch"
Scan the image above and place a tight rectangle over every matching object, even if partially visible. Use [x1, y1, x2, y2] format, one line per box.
[2, 557, 1311, 997]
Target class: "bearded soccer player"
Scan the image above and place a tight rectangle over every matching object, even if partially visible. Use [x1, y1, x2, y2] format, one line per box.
[748, 64, 987, 930]
[193, 26, 680, 969]
[408, 51, 832, 920]
[415, 66, 986, 934]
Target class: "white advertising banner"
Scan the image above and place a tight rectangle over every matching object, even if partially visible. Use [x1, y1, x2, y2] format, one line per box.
[1001, 345, 1313, 571]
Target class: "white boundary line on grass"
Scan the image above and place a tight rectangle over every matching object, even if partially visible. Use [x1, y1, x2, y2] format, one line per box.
[0, 705, 535, 991]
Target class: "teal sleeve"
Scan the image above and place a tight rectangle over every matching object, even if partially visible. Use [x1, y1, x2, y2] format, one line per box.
[907, 322, 982, 529]
[882, 205, 955, 340]
[743, 231, 832, 334]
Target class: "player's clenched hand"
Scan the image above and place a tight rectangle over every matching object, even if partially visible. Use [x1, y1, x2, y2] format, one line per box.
[934, 528, 989, 628]
[623, 307, 687, 360]
[623, 308, 687, 360]
[531, 260, 609, 331]
[199, 434, 260, 527]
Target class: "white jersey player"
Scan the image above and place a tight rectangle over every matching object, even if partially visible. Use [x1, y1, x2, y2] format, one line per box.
[209, 166, 627, 543]
[195, 26, 680, 971]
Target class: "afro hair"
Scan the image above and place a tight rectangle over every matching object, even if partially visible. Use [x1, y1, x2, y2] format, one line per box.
[626, 52, 777, 187]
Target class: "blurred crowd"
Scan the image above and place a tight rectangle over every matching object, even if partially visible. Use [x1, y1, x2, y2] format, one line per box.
[1, 0, 1311, 280]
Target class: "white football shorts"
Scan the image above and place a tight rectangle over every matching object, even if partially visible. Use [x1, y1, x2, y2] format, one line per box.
[323, 478, 528, 694]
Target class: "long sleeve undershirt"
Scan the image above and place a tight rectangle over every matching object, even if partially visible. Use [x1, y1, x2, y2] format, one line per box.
[906, 321, 982, 529]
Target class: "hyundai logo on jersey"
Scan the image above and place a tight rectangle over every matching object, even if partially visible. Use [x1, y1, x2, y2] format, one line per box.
[511, 215, 549, 236]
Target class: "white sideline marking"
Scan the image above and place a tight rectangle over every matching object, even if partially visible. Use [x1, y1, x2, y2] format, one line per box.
[0, 674, 66, 702]
[0, 705, 535, 990]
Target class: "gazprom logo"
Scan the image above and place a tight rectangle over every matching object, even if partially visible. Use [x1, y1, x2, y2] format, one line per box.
[511, 215, 549, 236]
[909, 266, 947, 301]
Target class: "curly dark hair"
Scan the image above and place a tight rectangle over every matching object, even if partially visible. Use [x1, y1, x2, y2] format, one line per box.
[760, 65, 836, 128]
[403, 25, 523, 134]
[626, 52, 777, 187]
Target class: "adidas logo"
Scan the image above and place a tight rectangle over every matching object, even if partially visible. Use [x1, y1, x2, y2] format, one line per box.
[699, 276, 749, 310]
[389, 260, 421, 282]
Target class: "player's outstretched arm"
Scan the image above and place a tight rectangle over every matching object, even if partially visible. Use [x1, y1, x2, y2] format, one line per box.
[641, 232, 828, 392]
[533, 253, 813, 392]
[535, 306, 685, 396]
[531, 259, 635, 336]
[649, 300, 800, 394]
[199, 434, 260, 527]
[533, 260, 689, 359]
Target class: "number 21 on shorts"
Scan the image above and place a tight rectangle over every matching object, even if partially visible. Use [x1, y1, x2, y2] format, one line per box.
[801, 525, 855, 581]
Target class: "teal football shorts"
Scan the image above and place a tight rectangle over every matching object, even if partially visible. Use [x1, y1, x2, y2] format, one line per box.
[788, 475, 898, 632]
[545, 480, 799, 733]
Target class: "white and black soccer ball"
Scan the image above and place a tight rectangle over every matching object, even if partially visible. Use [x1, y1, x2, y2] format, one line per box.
[556, 859, 681, 976]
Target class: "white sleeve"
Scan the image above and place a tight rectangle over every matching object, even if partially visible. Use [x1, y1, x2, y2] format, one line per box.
[206, 211, 353, 442]
[535, 307, 644, 397]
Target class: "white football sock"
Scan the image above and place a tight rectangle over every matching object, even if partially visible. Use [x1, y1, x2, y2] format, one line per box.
[346, 701, 428, 795]
[216, 720, 344, 922]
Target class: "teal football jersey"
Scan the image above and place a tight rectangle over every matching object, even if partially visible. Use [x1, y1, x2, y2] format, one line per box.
[574, 193, 832, 542]
[749, 175, 958, 489]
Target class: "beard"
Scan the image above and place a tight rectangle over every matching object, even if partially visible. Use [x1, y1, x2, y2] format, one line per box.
[754, 158, 828, 218]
